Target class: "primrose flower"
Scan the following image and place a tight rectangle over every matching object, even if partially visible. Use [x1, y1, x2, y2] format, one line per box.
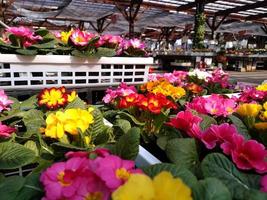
[236, 103, 262, 117]
[67, 90, 78, 102]
[70, 30, 94, 46]
[94, 155, 142, 190]
[60, 29, 73, 44]
[256, 83, 267, 92]
[43, 108, 94, 139]
[238, 87, 267, 103]
[260, 175, 267, 193]
[167, 111, 202, 139]
[0, 122, 16, 138]
[112, 171, 192, 200]
[0, 89, 13, 112]
[128, 38, 145, 49]
[188, 69, 212, 81]
[38, 87, 68, 109]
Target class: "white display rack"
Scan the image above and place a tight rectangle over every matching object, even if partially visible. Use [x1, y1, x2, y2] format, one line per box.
[0, 54, 153, 90]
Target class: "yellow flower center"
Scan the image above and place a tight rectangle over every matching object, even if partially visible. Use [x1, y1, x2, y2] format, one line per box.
[57, 171, 71, 187]
[84, 192, 103, 200]
[211, 108, 218, 114]
[226, 107, 233, 113]
[116, 168, 131, 181]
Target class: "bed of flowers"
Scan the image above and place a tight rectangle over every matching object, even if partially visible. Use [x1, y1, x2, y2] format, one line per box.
[102, 74, 267, 200]
[0, 87, 197, 200]
[0, 26, 146, 57]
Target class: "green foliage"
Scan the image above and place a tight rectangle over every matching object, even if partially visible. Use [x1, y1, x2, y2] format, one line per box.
[65, 97, 86, 110]
[192, 178, 232, 200]
[142, 163, 198, 188]
[228, 115, 251, 139]
[112, 127, 140, 160]
[165, 138, 199, 172]
[201, 153, 261, 200]
[0, 142, 36, 169]
[199, 114, 217, 131]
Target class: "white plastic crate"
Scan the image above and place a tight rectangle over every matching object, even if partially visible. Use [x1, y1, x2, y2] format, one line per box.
[0, 54, 153, 90]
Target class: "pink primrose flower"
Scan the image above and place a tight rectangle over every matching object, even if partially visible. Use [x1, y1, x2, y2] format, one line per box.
[201, 123, 239, 149]
[260, 175, 267, 193]
[0, 122, 16, 138]
[0, 89, 13, 112]
[70, 30, 93, 46]
[94, 155, 142, 190]
[167, 110, 203, 139]
[186, 97, 208, 115]
[231, 139, 267, 173]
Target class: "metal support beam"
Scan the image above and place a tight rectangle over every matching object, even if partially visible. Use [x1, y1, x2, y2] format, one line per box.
[115, 0, 143, 38]
[246, 13, 267, 21]
[177, 0, 217, 12]
[206, 15, 227, 39]
[215, 1, 267, 17]
[261, 24, 267, 34]
[89, 14, 113, 34]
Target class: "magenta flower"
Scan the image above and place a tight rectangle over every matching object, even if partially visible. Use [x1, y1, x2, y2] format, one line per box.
[7, 26, 34, 38]
[167, 110, 203, 139]
[201, 123, 239, 149]
[128, 38, 145, 50]
[70, 30, 93, 46]
[40, 157, 91, 199]
[231, 139, 267, 173]
[238, 87, 267, 103]
[103, 83, 137, 104]
[260, 175, 267, 193]
[207, 68, 231, 88]
[0, 122, 16, 138]
[186, 97, 208, 115]
[94, 155, 142, 190]
[0, 89, 13, 112]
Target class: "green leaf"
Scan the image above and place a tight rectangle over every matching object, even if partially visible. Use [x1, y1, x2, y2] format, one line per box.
[246, 189, 267, 200]
[7, 97, 20, 112]
[0, 176, 25, 200]
[112, 127, 140, 160]
[93, 127, 111, 145]
[15, 49, 38, 55]
[22, 109, 45, 137]
[199, 114, 217, 131]
[95, 47, 116, 57]
[24, 141, 39, 156]
[31, 40, 55, 49]
[34, 29, 49, 36]
[117, 111, 145, 126]
[65, 97, 86, 110]
[113, 119, 132, 137]
[142, 163, 197, 188]
[166, 138, 199, 171]
[31, 159, 53, 174]
[20, 95, 38, 110]
[0, 142, 36, 169]
[14, 173, 43, 200]
[192, 178, 232, 200]
[87, 107, 105, 139]
[228, 115, 251, 140]
[201, 153, 260, 199]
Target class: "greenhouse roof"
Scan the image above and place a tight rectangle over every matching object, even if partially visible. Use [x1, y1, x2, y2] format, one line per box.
[1, 0, 267, 36]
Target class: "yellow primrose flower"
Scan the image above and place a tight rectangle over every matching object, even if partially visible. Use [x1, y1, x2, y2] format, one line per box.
[259, 111, 267, 121]
[153, 171, 192, 200]
[67, 91, 77, 102]
[64, 108, 94, 135]
[256, 83, 267, 92]
[43, 108, 94, 139]
[61, 30, 73, 44]
[263, 102, 267, 111]
[236, 103, 262, 117]
[44, 111, 65, 139]
[254, 122, 267, 130]
[112, 171, 192, 200]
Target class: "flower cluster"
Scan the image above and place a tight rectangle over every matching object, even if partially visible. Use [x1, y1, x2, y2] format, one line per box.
[96, 35, 123, 49]
[117, 38, 146, 56]
[141, 79, 186, 101]
[206, 68, 231, 88]
[112, 171, 192, 200]
[168, 111, 267, 173]
[118, 93, 177, 114]
[188, 69, 212, 82]
[0, 89, 13, 112]
[38, 87, 77, 109]
[0, 122, 16, 138]
[202, 123, 267, 173]
[103, 83, 137, 104]
[257, 83, 267, 92]
[236, 102, 267, 130]
[42, 108, 94, 139]
[148, 71, 188, 85]
[4, 26, 43, 48]
[40, 149, 142, 200]
[187, 94, 237, 117]
[237, 86, 267, 103]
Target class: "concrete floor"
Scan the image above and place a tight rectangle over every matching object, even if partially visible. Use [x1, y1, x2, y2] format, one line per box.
[228, 70, 267, 85]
